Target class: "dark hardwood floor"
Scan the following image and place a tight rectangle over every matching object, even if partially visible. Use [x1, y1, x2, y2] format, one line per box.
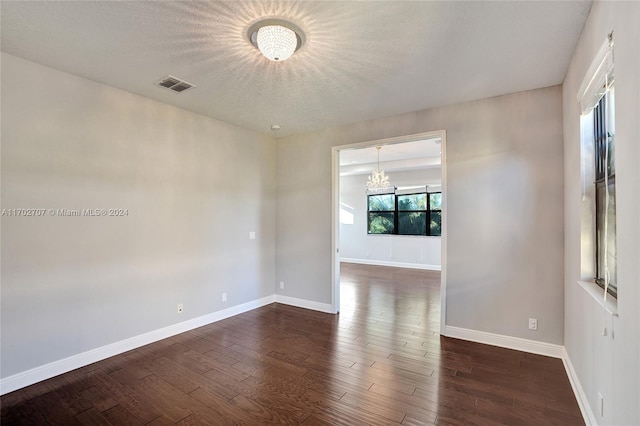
[1, 263, 583, 425]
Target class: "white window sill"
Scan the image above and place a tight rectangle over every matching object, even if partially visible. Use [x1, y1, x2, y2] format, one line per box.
[577, 280, 618, 316]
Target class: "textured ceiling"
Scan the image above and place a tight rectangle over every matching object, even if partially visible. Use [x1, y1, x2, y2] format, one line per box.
[1, 1, 591, 137]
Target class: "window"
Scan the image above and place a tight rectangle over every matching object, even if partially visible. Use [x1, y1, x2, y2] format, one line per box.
[398, 193, 427, 235]
[594, 91, 617, 297]
[368, 193, 395, 234]
[368, 191, 441, 236]
[429, 192, 442, 236]
[578, 33, 616, 298]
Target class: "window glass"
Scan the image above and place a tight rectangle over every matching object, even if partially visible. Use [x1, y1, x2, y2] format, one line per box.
[593, 90, 616, 297]
[367, 191, 442, 236]
[430, 211, 442, 236]
[596, 181, 617, 294]
[368, 194, 395, 211]
[398, 194, 426, 211]
[398, 212, 426, 235]
[430, 193, 442, 210]
[368, 212, 395, 234]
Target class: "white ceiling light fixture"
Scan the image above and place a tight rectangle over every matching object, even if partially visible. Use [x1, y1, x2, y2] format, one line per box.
[367, 146, 393, 193]
[248, 19, 304, 62]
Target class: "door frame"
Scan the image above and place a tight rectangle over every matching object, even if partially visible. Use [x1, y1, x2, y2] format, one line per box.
[331, 130, 448, 335]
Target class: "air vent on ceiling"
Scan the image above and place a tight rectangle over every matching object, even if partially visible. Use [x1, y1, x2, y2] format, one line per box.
[156, 75, 195, 93]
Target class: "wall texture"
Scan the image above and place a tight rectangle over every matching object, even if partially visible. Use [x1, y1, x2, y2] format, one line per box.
[562, 2, 640, 424]
[0, 54, 277, 379]
[340, 168, 441, 268]
[277, 85, 565, 344]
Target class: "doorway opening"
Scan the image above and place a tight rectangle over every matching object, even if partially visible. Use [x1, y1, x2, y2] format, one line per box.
[331, 130, 447, 334]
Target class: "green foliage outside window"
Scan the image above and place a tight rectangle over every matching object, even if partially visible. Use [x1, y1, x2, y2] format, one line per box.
[368, 194, 395, 234]
[368, 194, 395, 211]
[368, 212, 395, 234]
[430, 211, 442, 236]
[430, 193, 442, 210]
[398, 193, 426, 210]
[398, 212, 427, 235]
[368, 191, 441, 236]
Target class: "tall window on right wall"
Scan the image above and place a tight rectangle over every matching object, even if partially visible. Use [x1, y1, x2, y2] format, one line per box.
[593, 91, 617, 297]
[579, 33, 617, 298]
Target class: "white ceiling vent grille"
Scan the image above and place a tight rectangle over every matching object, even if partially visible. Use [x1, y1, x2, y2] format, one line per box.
[156, 75, 195, 93]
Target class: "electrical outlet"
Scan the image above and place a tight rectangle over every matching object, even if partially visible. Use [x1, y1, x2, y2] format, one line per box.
[222, 293, 227, 302]
[249, 232, 256, 240]
[177, 303, 183, 313]
[280, 281, 284, 289]
[528, 318, 538, 330]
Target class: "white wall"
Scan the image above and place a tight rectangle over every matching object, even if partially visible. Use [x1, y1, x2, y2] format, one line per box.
[562, 2, 640, 424]
[340, 168, 441, 269]
[277, 85, 565, 345]
[0, 54, 277, 379]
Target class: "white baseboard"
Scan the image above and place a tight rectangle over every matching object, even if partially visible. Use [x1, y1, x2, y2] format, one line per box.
[0, 298, 594, 426]
[443, 326, 593, 426]
[275, 294, 335, 314]
[443, 325, 564, 358]
[0, 295, 276, 395]
[340, 257, 441, 271]
[561, 347, 598, 425]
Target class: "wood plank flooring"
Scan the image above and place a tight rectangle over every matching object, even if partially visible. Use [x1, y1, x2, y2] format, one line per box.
[1, 263, 583, 425]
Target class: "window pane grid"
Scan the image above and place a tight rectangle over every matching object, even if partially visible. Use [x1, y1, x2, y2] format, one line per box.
[368, 191, 441, 236]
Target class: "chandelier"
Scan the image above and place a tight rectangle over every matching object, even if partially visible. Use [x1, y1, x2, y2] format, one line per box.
[249, 20, 304, 62]
[367, 146, 392, 192]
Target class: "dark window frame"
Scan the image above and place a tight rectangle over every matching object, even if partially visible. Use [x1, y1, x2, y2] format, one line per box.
[397, 193, 428, 236]
[367, 193, 396, 234]
[593, 93, 617, 298]
[367, 191, 441, 236]
[429, 193, 442, 237]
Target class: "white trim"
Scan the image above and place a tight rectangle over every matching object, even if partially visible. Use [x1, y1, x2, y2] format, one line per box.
[0, 295, 275, 395]
[1, 296, 593, 426]
[275, 295, 334, 314]
[577, 35, 614, 114]
[439, 130, 448, 335]
[442, 326, 593, 425]
[577, 280, 618, 316]
[331, 147, 340, 314]
[331, 130, 448, 327]
[443, 325, 564, 358]
[561, 347, 598, 425]
[340, 257, 441, 271]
